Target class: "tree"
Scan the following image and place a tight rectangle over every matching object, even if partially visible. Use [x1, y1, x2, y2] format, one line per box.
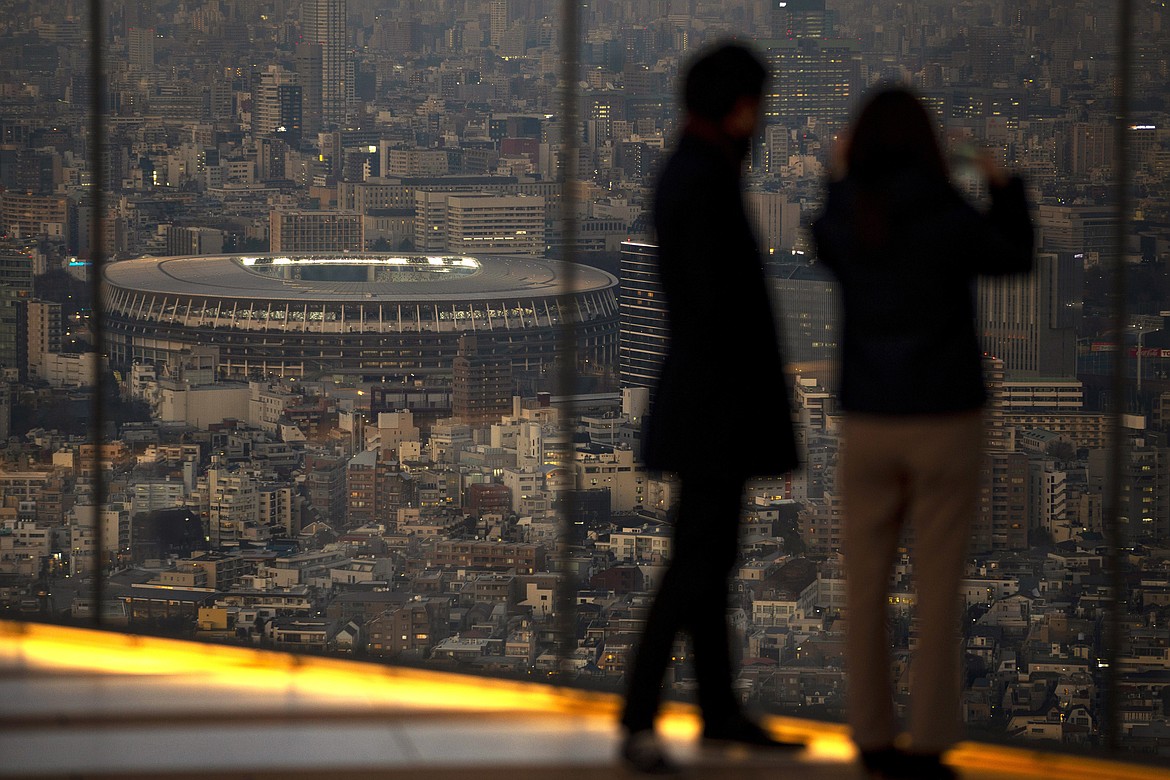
[1046, 440, 1077, 463]
[33, 269, 88, 314]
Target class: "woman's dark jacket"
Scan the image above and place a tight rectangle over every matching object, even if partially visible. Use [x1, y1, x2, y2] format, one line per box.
[812, 170, 1034, 414]
[642, 134, 800, 476]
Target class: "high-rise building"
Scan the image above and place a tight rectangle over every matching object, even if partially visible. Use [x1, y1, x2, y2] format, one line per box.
[1029, 459, 1070, 542]
[616, 141, 658, 182]
[301, 0, 349, 127]
[127, 27, 155, 70]
[164, 226, 224, 256]
[1069, 122, 1115, 177]
[0, 192, 68, 241]
[762, 124, 790, 176]
[983, 356, 1010, 452]
[452, 335, 513, 427]
[1089, 429, 1170, 545]
[199, 465, 259, 548]
[304, 453, 347, 525]
[278, 84, 303, 139]
[1035, 204, 1117, 266]
[413, 190, 448, 253]
[770, 0, 835, 39]
[14, 150, 59, 195]
[971, 358, 1029, 553]
[761, 38, 858, 131]
[367, 599, 450, 658]
[23, 299, 62, 382]
[446, 194, 543, 254]
[768, 262, 839, 387]
[489, 0, 508, 48]
[0, 381, 10, 440]
[618, 241, 667, 390]
[1001, 377, 1085, 413]
[977, 251, 1083, 378]
[586, 94, 622, 142]
[252, 66, 302, 139]
[1123, 438, 1170, 545]
[257, 138, 289, 182]
[294, 42, 324, 136]
[973, 451, 1030, 553]
[270, 210, 363, 253]
[382, 147, 449, 178]
[0, 251, 33, 374]
[345, 449, 379, 528]
[623, 26, 654, 65]
[414, 192, 545, 255]
[467, 483, 512, 518]
[745, 191, 801, 255]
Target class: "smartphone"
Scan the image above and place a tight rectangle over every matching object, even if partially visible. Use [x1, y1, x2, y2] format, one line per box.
[950, 142, 981, 170]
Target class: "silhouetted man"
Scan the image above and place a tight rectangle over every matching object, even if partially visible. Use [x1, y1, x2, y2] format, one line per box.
[619, 43, 802, 774]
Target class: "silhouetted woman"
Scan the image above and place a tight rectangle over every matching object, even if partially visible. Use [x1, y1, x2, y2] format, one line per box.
[812, 88, 1033, 780]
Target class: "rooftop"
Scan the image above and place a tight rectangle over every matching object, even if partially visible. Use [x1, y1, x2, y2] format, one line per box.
[102, 254, 617, 301]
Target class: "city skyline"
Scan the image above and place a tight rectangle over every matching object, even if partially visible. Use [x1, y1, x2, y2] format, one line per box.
[0, 0, 1168, 760]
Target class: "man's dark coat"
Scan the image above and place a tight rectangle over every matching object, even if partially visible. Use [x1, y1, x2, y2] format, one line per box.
[642, 134, 800, 477]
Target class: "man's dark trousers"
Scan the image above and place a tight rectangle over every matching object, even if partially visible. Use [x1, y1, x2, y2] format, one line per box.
[621, 471, 745, 732]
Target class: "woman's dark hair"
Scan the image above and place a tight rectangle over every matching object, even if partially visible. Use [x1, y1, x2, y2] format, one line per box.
[683, 43, 767, 121]
[846, 87, 948, 186]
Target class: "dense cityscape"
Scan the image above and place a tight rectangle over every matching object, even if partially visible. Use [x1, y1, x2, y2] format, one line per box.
[1, 0, 1170, 755]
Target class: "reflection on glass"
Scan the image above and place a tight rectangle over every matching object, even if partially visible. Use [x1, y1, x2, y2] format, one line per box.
[0, 0, 1165, 763]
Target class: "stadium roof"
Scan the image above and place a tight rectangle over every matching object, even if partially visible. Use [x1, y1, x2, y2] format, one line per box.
[103, 254, 616, 303]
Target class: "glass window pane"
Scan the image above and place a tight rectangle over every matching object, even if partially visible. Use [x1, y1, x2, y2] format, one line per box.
[3, 0, 1165, 770]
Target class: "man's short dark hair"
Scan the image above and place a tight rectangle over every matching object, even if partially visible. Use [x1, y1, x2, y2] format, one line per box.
[683, 43, 768, 121]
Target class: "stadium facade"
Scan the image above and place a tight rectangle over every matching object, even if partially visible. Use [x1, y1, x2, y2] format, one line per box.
[102, 253, 618, 382]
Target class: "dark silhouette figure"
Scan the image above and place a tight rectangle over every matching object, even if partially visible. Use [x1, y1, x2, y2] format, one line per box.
[812, 87, 1034, 780]
[620, 43, 802, 774]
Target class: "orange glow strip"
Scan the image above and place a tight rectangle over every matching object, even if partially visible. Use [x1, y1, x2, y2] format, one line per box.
[1, 620, 1163, 779]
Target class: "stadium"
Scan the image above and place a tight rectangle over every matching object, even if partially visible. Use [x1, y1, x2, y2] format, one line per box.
[102, 253, 619, 382]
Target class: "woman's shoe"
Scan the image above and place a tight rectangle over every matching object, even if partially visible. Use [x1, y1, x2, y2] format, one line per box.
[860, 746, 902, 777]
[860, 746, 957, 779]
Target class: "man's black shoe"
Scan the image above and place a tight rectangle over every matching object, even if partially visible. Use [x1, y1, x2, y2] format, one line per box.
[620, 729, 681, 775]
[860, 747, 957, 779]
[860, 747, 903, 777]
[700, 718, 804, 750]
